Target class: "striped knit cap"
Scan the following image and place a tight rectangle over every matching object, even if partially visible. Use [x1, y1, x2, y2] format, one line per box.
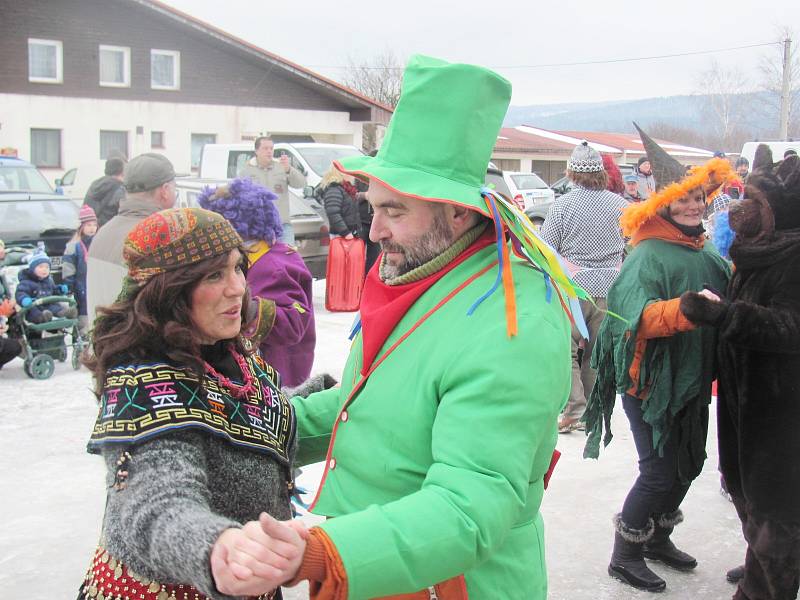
[120, 208, 242, 296]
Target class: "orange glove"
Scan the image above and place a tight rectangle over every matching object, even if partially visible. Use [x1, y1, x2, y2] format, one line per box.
[0, 299, 14, 317]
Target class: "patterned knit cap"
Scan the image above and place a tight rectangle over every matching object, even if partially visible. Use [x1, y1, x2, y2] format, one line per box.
[122, 208, 242, 291]
[567, 141, 604, 173]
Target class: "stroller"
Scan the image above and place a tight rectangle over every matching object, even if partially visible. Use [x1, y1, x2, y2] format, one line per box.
[2, 245, 87, 379]
[15, 294, 87, 379]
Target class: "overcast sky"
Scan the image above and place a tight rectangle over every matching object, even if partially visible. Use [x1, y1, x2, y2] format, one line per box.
[161, 0, 796, 106]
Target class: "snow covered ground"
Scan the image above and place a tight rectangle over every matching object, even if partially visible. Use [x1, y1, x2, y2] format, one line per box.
[1, 279, 774, 599]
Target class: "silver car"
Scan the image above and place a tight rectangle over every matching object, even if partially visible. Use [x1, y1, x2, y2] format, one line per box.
[175, 178, 330, 279]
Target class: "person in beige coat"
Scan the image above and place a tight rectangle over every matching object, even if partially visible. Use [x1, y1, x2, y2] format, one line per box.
[238, 136, 306, 244]
[86, 153, 177, 323]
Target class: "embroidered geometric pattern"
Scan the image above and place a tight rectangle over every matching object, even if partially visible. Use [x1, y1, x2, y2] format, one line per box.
[567, 157, 604, 173]
[87, 353, 293, 465]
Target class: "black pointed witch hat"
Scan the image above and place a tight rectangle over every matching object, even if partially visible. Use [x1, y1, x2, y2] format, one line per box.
[634, 122, 686, 190]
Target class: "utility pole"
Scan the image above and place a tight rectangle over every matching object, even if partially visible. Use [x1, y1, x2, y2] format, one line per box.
[779, 36, 792, 140]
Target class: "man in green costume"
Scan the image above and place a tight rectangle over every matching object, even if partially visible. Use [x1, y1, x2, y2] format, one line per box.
[219, 56, 583, 599]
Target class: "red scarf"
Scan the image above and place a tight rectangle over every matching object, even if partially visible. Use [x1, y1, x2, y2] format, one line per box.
[359, 230, 495, 375]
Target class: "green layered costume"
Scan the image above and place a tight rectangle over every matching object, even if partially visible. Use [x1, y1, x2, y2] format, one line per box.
[583, 237, 730, 481]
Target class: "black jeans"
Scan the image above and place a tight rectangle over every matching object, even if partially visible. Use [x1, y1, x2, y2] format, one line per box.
[620, 394, 697, 529]
[732, 495, 800, 600]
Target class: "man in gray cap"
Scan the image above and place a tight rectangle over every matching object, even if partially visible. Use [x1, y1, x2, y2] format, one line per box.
[86, 153, 177, 323]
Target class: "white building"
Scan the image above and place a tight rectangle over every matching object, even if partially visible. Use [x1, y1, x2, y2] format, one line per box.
[0, 0, 391, 182]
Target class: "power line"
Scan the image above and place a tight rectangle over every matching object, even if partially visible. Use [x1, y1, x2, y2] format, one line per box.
[308, 41, 780, 71]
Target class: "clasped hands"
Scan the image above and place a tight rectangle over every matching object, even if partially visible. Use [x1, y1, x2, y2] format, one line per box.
[211, 512, 308, 596]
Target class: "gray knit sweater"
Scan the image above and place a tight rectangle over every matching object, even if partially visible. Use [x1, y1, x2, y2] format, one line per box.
[101, 430, 293, 599]
[97, 374, 332, 599]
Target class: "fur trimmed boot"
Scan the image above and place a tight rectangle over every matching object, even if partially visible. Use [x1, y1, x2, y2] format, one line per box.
[609, 514, 666, 592]
[643, 510, 697, 571]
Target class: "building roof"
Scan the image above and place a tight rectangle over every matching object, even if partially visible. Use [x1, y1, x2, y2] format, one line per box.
[496, 125, 714, 160]
[135, 0, 393, 122]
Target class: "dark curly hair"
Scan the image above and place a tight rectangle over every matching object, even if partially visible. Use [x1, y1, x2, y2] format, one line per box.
[85, 249, 250, 396]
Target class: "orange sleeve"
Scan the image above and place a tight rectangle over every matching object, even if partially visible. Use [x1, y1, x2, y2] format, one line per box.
[627, 298, 697, 398]
[638, 298, 696, 339]
[288, 527, 348, 600]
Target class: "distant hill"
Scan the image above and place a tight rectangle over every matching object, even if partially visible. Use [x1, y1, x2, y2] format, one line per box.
[505, 92, 790, 149]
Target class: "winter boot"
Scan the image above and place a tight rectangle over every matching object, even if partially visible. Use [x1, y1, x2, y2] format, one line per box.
[726, 564, 745, 584]
[609, 514, 666, 592]
[643, 510, 697, 571]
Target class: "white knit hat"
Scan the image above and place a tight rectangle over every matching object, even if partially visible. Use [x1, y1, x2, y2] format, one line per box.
[567, 141, 604, 173]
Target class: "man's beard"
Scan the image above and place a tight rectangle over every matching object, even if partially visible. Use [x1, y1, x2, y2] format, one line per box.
[380, 209, 455, 279]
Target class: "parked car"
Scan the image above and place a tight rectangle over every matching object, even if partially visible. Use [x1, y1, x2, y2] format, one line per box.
[54, 160, 107, 206]
[0, 156, 78, 283]
[175, 178, 330, 279]
[198, 142, 364, 189]
[485, 166, 551, 229]
[551, 163, 635, 198]
[503, 171, 555, 211]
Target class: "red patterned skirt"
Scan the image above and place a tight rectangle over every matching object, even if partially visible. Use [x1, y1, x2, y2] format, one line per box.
[78, 547, 277, 600]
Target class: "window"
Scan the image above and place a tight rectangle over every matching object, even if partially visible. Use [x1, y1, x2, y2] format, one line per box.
[99, 45, 130, 87]
[493, 158, 521, 172]
[28, 39, 63, 83]
[151, 131, 165, 148]
[30, 129, 61, 168]
[151, 50, 180, 90]
[99, 130, 128, 160]
[191, 133, 216, 170]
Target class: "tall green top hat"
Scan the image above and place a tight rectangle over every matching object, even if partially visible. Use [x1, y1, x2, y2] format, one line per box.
[335, 54, 511, 215]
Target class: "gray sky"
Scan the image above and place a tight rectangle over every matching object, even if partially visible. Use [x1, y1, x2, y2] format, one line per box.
[162, 0, 796, 105]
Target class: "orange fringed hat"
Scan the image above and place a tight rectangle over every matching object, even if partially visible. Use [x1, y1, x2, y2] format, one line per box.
[620, 124, 740, 237]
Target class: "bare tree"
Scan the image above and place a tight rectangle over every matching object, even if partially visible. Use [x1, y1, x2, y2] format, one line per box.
[342, 49, 403, 108]
[647, 121, 707, 149]
[693, 59, 752, 150]
[758, 27, 800, 138]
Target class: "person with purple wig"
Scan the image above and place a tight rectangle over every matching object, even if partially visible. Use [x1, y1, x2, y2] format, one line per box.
[198, 177, 316, 386]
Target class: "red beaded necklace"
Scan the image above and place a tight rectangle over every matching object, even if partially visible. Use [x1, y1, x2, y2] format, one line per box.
[203, 345, 257, 399]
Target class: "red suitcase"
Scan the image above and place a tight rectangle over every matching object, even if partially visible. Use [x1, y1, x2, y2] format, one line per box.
[325, 237, 366, 312]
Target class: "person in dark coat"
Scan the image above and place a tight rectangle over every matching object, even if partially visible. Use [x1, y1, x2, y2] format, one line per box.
[63, 204, 98, 333]
[0, 240, 22, 369]
[680, 145, 800, 600]
[83, 157, 126, 227]
[355, 176, 381, 275]
[15, 253, 78, 323]
[318, 167, 360, 238]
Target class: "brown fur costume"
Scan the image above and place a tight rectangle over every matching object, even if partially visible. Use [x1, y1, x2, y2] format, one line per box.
[680, 146, 800, 599]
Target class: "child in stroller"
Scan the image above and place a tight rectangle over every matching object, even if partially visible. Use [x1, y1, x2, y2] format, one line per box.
[14, 253, 78, 323]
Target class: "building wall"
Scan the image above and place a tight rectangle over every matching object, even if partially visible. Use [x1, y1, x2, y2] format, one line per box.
[0, 93, 362, 178]
[0, 0, 354, 113]
[492, 151, 572, 184]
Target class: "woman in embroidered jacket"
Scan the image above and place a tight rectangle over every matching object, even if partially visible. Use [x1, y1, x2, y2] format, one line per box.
[198, 178, 315, 387]
[584, 126, 734, 593]
[81, 208, 314, 600]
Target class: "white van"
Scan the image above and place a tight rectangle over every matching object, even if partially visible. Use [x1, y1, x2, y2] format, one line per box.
[740, 141, 799, 168]
[198, 142, 363, 188]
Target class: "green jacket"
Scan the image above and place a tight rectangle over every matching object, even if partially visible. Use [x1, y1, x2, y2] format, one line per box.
[292, 243, 571, 599]
[584, 236, 730, 478]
